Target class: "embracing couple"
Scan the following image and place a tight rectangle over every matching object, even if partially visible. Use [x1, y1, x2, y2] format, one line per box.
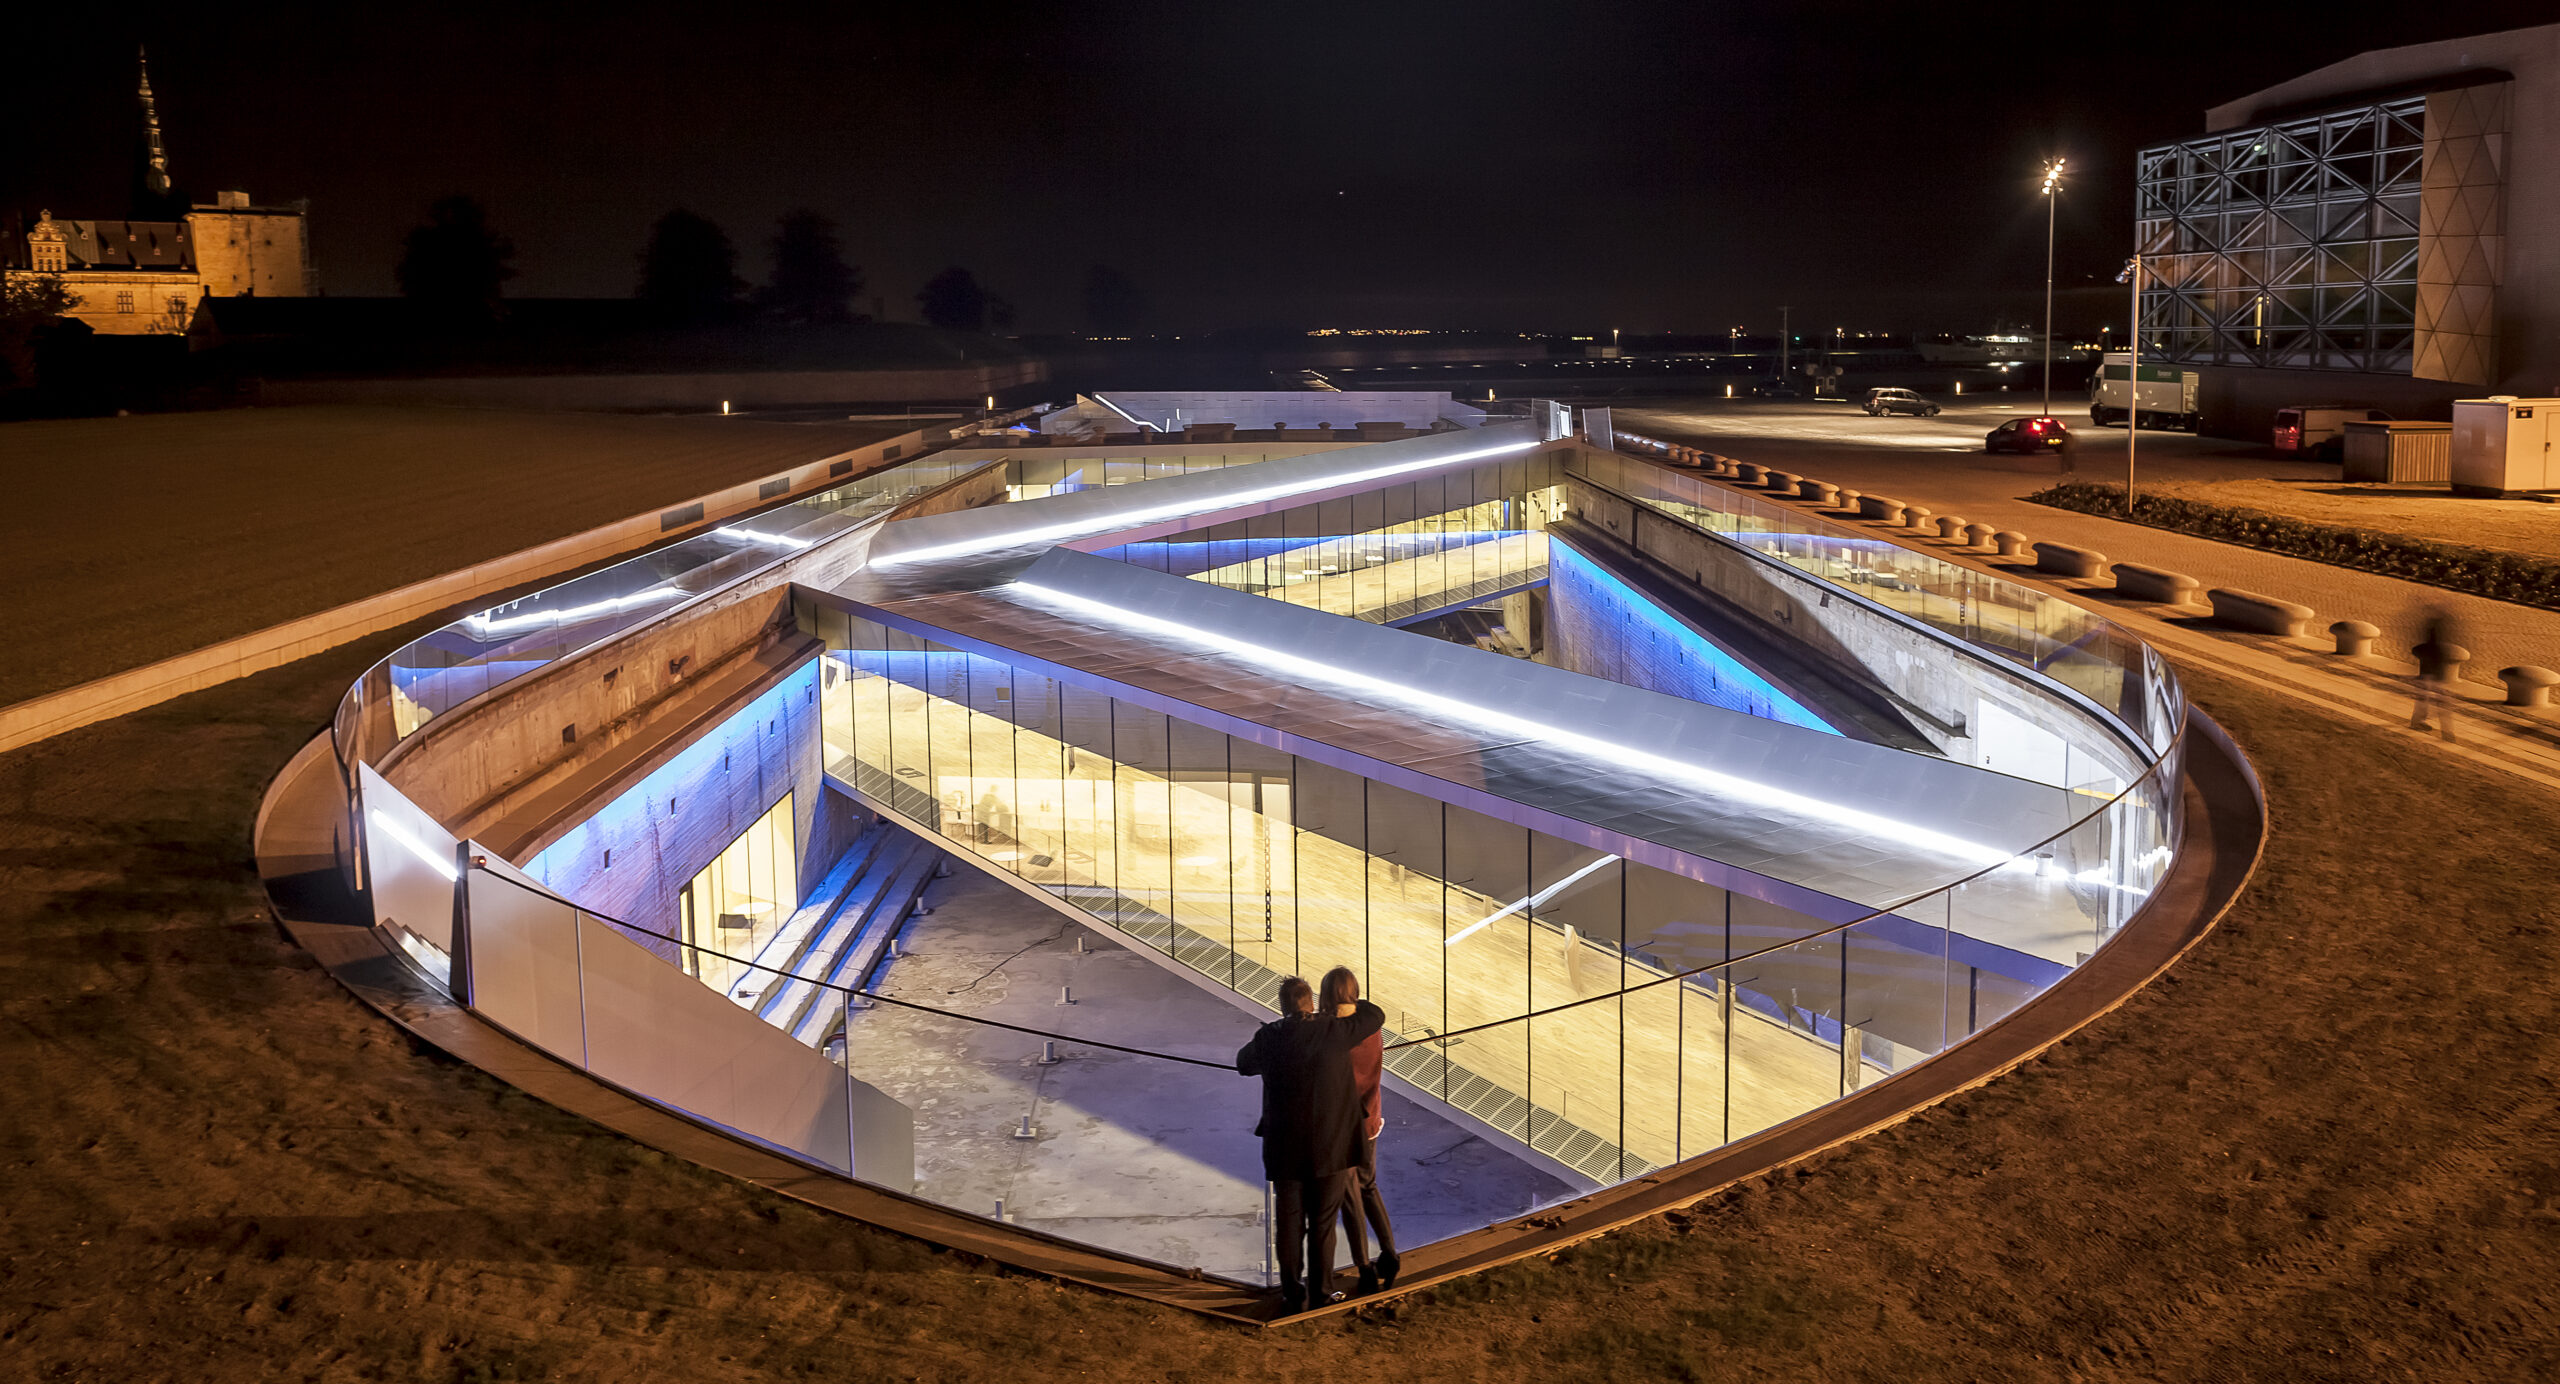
[1236, 966, 1400, 1313]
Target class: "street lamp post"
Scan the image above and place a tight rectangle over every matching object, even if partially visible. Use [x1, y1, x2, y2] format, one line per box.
[2040, 159, 2065, 416]
[2118, 252, 2144, 514]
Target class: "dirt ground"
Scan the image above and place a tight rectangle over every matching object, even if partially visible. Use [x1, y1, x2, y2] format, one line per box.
[2, 630, 2557, 1382]
[0, 406, 905, 706]
[2145, 475, 2560, 564]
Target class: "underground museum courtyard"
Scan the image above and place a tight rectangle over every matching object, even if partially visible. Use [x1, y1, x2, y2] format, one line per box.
[241, 389, 2249, 1321]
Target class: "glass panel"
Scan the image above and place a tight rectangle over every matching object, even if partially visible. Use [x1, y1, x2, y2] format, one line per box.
[1439, 804, 1530, 1146]
[1168, 717, 1234, 985]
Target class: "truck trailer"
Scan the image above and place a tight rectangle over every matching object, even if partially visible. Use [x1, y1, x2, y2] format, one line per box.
[2089, 353, 2199, 432]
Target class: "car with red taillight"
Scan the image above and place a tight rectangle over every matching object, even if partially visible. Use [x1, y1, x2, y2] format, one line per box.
[1986, 416, 2073, 454]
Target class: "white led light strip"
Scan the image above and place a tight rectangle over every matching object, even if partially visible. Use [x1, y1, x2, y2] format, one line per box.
[1007, 579, 2019, 868]
[370, 808, 459, 881]
[873, 438, 1539, 568]
[713, 524, 815, 550]
[464, 586, 685, 637]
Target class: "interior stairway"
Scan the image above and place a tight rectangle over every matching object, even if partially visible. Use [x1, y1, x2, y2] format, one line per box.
[749, 819, 946, 1048]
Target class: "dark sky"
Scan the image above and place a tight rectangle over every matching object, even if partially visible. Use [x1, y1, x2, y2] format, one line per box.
[7, 2, 2547, 335]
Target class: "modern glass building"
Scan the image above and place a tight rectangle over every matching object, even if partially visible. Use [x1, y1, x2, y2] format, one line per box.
[281, 391, 2230, 1306]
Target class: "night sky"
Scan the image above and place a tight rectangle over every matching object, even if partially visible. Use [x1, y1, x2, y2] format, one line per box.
[7, 3, 2546, 335]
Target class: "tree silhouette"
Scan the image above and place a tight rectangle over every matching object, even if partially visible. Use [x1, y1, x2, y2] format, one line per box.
[0, 275, 77, 390]
[395, 195, 516, 320]
[1081, 264, 1149, 335]
[635, 208, 745, 324]
[756, 210, 862, 325]
[916, 266, 991, 332]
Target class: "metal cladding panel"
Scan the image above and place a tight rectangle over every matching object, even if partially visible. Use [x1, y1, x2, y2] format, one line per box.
[837, 545, 2080, 920]
[463, 859, 589, 1062]
[862, 421, 1545, 570]
[574, 910, 865, 1177]
[357, 761, 460, 954]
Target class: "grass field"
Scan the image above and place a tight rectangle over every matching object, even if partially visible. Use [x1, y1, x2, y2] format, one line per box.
[0, 406, 907, 706]
[2, 626, 2555, 1381]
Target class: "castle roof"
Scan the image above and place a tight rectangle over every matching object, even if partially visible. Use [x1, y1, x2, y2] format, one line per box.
[55, 219, 195, 271]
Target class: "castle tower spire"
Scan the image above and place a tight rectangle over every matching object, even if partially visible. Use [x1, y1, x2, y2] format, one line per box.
[137, 46, 172, 204]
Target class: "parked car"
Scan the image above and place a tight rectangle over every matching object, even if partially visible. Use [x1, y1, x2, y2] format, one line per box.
[1862, 387, 1940, 417]
[1986, 416, 2072, 454]
[1749, 379, 1800, 399]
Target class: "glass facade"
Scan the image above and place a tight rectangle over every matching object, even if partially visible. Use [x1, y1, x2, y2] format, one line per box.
[680, 790, 799, 1001]
[804, 606, 2177, 1186]
[1099, 452, 1565, 626]
[2135, 95, 2427, 375]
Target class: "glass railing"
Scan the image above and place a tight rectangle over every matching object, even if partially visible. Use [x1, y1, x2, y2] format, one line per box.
[1569, 442, 2182, 757]
[334, 451, 998, 765]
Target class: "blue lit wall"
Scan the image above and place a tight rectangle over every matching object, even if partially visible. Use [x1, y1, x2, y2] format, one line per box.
[521, 658, 865, 953]
[1542, 540, 1837, 735]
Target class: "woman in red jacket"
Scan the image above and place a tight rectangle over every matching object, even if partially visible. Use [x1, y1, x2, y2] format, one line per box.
[1321, 966, 1399, 1293]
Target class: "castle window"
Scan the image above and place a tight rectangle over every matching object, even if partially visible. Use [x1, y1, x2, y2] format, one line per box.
[32, 243, 65, 272]
[167, 297, 189, 321]
[116, 291, 135, 313]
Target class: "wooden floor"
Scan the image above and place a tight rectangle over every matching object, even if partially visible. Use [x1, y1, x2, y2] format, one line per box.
[823, 673, 1857, 1169]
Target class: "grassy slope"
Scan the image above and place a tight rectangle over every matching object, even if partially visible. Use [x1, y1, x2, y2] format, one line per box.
[0, 407, 904, 705]
[0, 637, 2555, 1382]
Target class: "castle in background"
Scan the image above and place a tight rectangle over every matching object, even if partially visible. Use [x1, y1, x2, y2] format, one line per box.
[3, 50, 315, 336]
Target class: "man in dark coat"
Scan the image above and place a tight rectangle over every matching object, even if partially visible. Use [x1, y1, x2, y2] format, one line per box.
[1237, 974, 1385, 1312]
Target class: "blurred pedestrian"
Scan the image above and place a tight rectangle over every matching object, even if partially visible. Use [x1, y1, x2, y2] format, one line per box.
[2410, 605, 2464, 743]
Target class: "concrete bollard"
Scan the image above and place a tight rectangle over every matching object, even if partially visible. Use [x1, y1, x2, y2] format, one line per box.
[1935, 515, 1969, 540]
[2413, 641, 2472, 683]
[1902, 505, 1935, 531]
[1833, 488, 1863, 512]
[2499, 665, 2560, 707]
[1992, 531, 2031, 557]
[2208, 588, 2317, 637]
[2032, 542, 2108, 579]
[2329, 620, 2380, 656]
[1857, 494, 1906, 523]
[2113, 563, 2203, 604]
[1736, 463, 1767, 485]
[1964, 522, 1996, 549]
[1762, 469, 1801, 493]
[1800, 479, 1838, 504]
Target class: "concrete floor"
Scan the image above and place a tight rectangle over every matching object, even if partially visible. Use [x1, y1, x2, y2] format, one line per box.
[839, 864, 1571, 1284]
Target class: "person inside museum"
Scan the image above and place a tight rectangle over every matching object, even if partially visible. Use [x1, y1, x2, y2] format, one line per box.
[1321, 966, 1400, 1294]
[1236, 974, 1384, 1312]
